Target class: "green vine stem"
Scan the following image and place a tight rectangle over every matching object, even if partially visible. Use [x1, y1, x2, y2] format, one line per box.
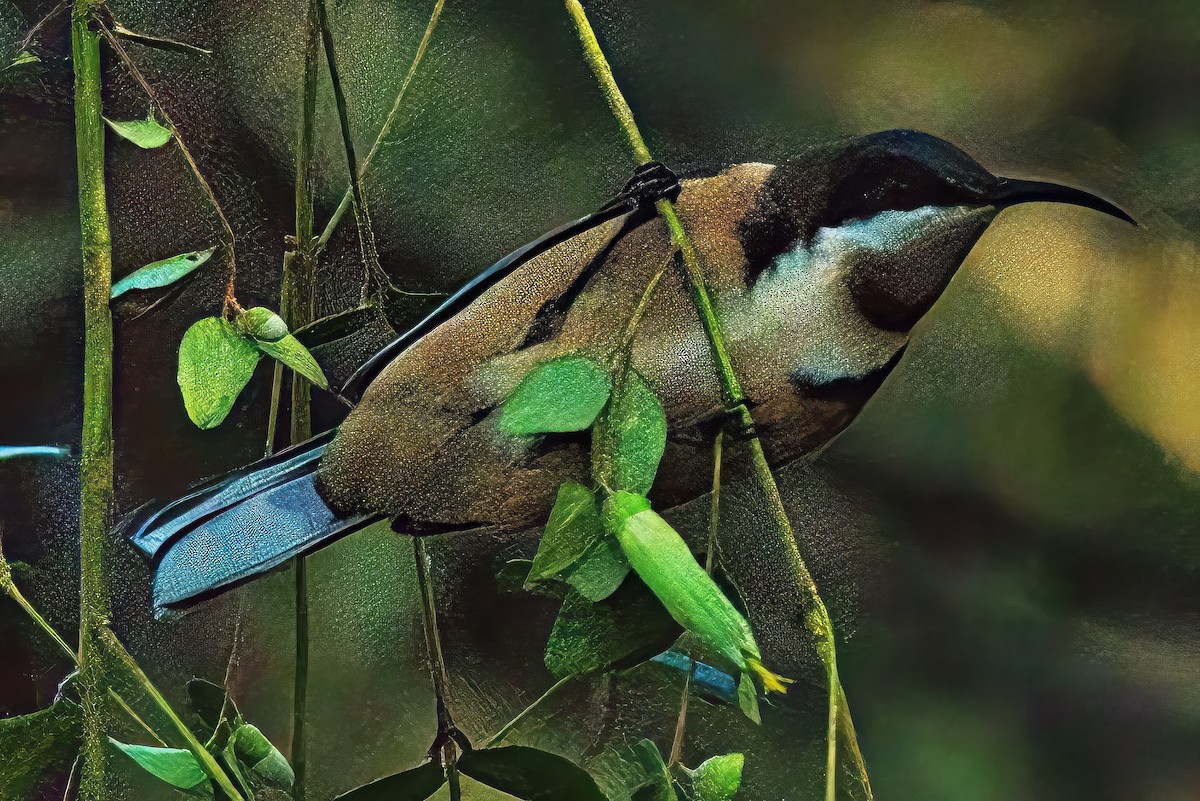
[71, 3, 115, 796]
[563, 3, 871, 799]
[314, 0, 446, 251]
[482, 675, 575, 748]
[1, 559, 75, 662]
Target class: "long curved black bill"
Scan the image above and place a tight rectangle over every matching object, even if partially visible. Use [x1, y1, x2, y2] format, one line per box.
[992, 177, 1136, 225]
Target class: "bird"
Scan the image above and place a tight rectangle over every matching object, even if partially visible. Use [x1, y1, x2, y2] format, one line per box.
[125, 129, 1133, 616]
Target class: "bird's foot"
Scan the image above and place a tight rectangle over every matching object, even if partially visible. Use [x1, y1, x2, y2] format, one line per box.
[600, 161, 682, 213]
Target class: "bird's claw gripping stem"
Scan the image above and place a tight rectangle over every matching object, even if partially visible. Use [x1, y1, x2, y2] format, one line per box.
[600, 161, 682, 214]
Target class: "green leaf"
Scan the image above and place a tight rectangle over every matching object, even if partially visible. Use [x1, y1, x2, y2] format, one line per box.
[526, 482, 603, 585]
[293, 303, 381, 349]
[544, 581, 681, 679]
[111, 247, 216, 299]
[232, 723, 294, 788]
[219, 731, 253, 800]
[500, 356, 612, 436]
[0, 445, 70, 460]
[109, 738, 208, 790]
[628, 740, 677, 801]
[564, 535, 629, 602]
[332, 761, 446, 801]
[690, 754, 744, 801]
[104, 111, 173, 149]
[736, 673, 760, 725]
[458, 746, 608, 801]
[0, 701, 81, 800]
[5, 50, 39, 70]
[255, 335, 328, 389]
[177, 317, 262, 429]
[593, 371, 667, 495]
[607, 492, 758, 671]
[237, 307, 329, 389]
[498, 559, 563, 598]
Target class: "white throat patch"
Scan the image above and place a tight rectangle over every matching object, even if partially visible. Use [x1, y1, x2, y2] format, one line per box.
[721, 204, 976, 387]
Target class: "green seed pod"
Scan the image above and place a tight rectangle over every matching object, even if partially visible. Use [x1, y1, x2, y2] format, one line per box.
[235, 306, 329, 390]
[236, 306, 289, 342]
[604, 491, 789, 693]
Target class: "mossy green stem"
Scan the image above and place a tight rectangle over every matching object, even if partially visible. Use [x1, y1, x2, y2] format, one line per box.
[71, 5, 114, 795]
[563, 3, 871, 798]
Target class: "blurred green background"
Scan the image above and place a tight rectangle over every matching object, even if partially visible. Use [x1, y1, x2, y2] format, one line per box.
[1, 0, 1199, 799]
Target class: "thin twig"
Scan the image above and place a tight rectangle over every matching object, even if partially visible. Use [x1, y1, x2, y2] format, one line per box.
[97, 21, 240, 313]
[412, 538, 461, 787]
[218, 600, 244, 731]
[315, 0, 446, 251]
[705, 432, 723, 575]
[312, 0, 384, 301]
[61, 755, 79, 801]
[4, 578, 75, 660]
[668, 431, 723, 768]
[482, 675, 575, 748]
[292, 558, 310, 800]
[111, 23, 213, 57]
[667, 661, 692, 768]
[563, 4, 870, 799]
[264, 362, 285, 456]
[19, 0, 68, 50]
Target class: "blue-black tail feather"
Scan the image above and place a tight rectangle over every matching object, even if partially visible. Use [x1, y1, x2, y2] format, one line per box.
[123, 429, 379, 616]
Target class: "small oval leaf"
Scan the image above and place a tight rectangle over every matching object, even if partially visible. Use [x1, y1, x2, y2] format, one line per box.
[564, 536, 629, 602]
[690, 753, 744, 801]
[255, 335, 329, 389]
[177, 317, 262, 429]
[237, 307, 329, 389]
[736, 673, 760, 725]
[111, 247, 216, 299]
[500, 356, 611, 436]
[458, 746, 608, 801]
[333, 761, 446, 801]
[526, 482, 602, 585]
[109, 738, 208, 790]
[0, 701, 82, 800]
[237, 307, 289, 342]
[593, 371, 667, 496]
[7, 50, 40, 70]
[104, 112, 173, 149]
[545, 581, 681, 679]
[232, 723, 294, 788]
